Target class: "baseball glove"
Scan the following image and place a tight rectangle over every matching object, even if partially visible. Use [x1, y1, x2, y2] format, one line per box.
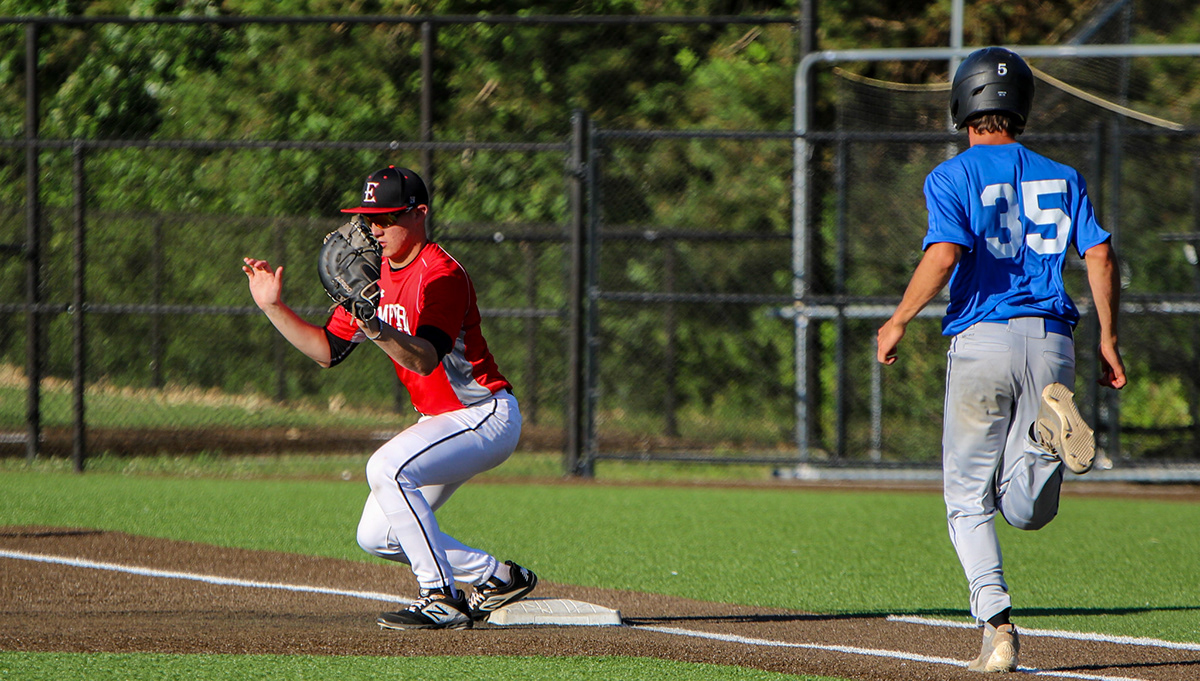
[317, 214, 383, 322]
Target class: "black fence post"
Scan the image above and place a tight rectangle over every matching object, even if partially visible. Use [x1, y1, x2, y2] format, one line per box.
[24, 21, 41, 463]
[150, 216, 164, 388]
[522, 240, 539, 424]
[663, 240, 678, 438]
[565, 109, 588, 476]
[72, 143, 86, 472]
[834, 137, 848, 461]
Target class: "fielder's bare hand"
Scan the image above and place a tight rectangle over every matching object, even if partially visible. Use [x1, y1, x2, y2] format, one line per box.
[243, 257, 284, 310]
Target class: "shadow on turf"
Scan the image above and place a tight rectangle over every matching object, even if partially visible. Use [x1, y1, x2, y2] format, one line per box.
[624, 604, 1200, 626]
[1044, 658, 1200, 674]
[1013, 605, 1200, 617]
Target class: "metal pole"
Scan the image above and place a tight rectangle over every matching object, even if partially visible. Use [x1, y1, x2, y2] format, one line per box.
[565, 110, 587, 475]
[24, 22, 41, 463]
[792, 0, 816, 461]
[949, 0, 964, 88]
[71, 143, 86, 472]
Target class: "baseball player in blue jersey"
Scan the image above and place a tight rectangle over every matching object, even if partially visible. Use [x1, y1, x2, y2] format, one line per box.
[876, 47, 1126, 672]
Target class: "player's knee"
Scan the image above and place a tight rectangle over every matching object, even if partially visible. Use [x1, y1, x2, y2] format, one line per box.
[1004, 508, 1056, 531]
[364, 453, 398, 492]
[355, 522, 411, 563]
[356, 519, 387, 557]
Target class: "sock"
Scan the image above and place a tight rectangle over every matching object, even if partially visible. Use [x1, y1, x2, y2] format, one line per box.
[492, 561, 512, 585]
[987, 608, 1012, 629]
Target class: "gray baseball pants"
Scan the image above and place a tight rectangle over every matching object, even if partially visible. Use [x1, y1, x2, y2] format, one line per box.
[942, 317, 1072, 622]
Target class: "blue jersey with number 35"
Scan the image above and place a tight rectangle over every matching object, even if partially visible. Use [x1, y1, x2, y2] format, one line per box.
[923, 142, 1111, 336]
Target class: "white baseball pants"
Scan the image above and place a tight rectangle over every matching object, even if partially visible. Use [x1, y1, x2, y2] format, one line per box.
[356, 390, 521, 591]
[942, 317, 1073, 622]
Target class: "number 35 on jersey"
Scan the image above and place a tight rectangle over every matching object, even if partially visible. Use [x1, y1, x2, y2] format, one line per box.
[980, 179, 1071, 258]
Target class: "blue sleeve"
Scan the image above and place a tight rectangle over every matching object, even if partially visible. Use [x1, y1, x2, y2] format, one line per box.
[922, 167, 975, 251]
[1070, 172, 1111, 257]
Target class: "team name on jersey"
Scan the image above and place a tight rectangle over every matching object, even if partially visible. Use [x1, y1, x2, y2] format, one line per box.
[378, 304, 411, 334]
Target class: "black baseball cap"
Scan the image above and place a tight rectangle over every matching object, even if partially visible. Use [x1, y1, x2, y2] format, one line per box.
[340, 166, 429, 214]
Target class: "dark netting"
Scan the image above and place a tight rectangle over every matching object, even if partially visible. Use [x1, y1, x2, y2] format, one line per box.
[588, 131, 794, 460]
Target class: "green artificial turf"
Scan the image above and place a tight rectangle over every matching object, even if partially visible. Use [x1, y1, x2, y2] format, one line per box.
[0, 652, 836, 681]
[2, 468, 1196, 643]
[2, 465, 1198, 681]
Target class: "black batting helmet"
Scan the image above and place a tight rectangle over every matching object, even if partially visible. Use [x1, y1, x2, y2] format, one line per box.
[949, 47, 1034, 130]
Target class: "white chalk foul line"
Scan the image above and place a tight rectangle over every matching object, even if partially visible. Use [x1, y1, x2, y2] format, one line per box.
[635, 625, 1149, 681]
[0, 549, 410, 605]
[888, 615, 1200, 652]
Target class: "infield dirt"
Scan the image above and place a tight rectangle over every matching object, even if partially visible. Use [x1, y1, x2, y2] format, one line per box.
[1, 524, 1196, 680]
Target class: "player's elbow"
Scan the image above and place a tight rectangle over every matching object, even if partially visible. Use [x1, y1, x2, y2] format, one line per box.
[410, 358, 439, 376]
[1084, 240, 1116, 267]
[406, 338, 442, 376]
[925, 242, 963, 270]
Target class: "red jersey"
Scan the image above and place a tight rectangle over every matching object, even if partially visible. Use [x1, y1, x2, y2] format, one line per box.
[326, 242, 511, 416]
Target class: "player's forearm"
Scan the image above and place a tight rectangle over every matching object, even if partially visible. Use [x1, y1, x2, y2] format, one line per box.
[362, 321, 440, 375]
[1085, 242, 1120, 346]
[259, 303, 333, 366]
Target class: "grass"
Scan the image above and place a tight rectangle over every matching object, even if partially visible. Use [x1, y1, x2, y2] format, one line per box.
[0, 381, 411, 430]
[0, 652, 836, 681]
[0, 450, 790, 484]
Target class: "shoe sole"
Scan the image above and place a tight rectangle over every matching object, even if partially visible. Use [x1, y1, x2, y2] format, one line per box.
[377, 617, 472, 631]
[968, 639, 1017, 672]
[470, 573, 539, 621]
[1036, 383, 1095, 474]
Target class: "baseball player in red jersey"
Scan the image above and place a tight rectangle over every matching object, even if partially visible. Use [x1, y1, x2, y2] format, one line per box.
[242, 166, 536, 630]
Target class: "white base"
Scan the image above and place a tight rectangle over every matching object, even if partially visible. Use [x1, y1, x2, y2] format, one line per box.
[486, 598, 622, 626]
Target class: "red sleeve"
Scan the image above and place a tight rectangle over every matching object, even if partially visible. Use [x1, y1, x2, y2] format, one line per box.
[324, 305, 362, 341]
[417, 271, 469, 339]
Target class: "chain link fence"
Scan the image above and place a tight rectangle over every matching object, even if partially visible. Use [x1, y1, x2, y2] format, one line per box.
[2, 13, 1199, 478]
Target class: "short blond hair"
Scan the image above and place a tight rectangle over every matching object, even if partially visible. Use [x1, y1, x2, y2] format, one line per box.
[967, 112, 1025, 136]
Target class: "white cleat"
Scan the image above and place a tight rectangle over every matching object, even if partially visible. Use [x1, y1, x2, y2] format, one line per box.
[968, 622, 1019, 673]
[1035, 383, 1096, 474]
